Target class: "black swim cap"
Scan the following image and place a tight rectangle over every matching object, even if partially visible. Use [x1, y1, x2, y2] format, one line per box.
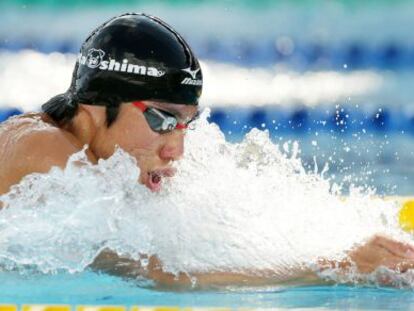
[42, 13, 202, 125]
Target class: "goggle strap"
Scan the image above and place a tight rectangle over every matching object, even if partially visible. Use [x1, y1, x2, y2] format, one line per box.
[132, 101, 147, 112]
[176, 123, 188, 130]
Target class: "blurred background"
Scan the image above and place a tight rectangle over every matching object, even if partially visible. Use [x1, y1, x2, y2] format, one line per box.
[1, 0, 414, 194]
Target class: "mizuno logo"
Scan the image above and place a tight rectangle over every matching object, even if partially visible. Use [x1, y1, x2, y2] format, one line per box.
[181, 77, 203, 86]
[78, 48, 166, 78]
[181, 67, 202, 86]
[182, 67, 200, 79]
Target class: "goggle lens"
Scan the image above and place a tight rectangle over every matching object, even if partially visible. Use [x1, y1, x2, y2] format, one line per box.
[144, 108, 178, 133]
[133, 101, 190, 134]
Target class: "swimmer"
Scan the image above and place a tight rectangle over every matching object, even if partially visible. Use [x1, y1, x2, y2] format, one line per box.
[0, 13, 414, 288]
[0, 13, 201, 195]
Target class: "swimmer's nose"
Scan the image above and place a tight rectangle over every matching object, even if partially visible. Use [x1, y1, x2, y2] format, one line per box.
[159, 131, 184, 161]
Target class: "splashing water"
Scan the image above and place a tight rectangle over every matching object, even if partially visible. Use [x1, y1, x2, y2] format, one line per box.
[0, 110, 410, 285]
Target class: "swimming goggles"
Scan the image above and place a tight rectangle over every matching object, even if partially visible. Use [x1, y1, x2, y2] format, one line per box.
[132, 101, 197, 134]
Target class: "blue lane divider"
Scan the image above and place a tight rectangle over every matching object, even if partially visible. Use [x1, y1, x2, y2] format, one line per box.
[1, 37, 414, 70]
[208, 106, 414, 136]
[198, 40, 414, 70]
[0, 38, 80, 54]
[0, 108, 23, 122]
[0, 106, 413, 136]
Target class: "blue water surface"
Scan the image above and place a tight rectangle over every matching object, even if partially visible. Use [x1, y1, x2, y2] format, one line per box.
[0, 271, 413, 310]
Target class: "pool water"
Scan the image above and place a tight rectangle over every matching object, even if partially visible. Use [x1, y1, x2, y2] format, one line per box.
[222, 130, 414, 196]
[258, 132, 414, 196]
[2, 2, 414, 307]
[0, 271, 414, 310]
[0, 113, 412, 310]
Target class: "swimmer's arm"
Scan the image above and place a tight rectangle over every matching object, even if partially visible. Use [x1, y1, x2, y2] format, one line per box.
[90, 250, 328, 289]
[90, 236, 414, 289]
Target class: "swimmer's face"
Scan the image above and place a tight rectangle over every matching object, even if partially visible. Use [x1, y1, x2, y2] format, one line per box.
[90, 101, 198, 192]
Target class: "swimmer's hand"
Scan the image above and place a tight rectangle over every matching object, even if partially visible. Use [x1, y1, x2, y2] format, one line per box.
[319, 235, 414, 275]
[348, 234, 414, 273]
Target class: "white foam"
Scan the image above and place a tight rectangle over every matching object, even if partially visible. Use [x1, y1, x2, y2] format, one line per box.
[0, 111, 408, 283]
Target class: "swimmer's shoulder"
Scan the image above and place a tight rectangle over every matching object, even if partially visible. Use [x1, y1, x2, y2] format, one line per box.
[18, 114, 82, 161]
[0, 113, 96, 194]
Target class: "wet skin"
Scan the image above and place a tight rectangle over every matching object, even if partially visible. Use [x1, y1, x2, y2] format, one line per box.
[0, 101, 198, 194]
[0, 104, 413, 288]
[91, 234, 414, 289]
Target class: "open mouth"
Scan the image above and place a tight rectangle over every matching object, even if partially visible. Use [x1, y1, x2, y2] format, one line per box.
[146, 172, 162, 192]
[145, 168, 176, 192]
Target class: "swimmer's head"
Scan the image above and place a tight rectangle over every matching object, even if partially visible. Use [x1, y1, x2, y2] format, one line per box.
[42, 13, 202, 126]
